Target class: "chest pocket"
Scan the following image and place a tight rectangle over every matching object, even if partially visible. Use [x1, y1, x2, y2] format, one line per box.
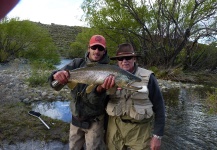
[106, 100, 122, 116]
[106, 90, 123, 116]
[128, 88, 153, 120]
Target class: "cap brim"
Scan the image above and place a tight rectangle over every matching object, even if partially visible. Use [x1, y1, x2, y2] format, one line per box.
[110, 54, 140, 60]
[90, 43, 106, 48]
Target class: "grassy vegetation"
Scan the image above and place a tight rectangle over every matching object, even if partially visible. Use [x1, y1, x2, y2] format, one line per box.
[205, 88, 217, 114]
[0, 102, 69, 143]
[26, 60, 56, 87]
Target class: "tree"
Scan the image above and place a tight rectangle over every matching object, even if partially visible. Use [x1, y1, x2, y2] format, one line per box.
[0, 18, 60, 64]
[81, 0, 217, 69]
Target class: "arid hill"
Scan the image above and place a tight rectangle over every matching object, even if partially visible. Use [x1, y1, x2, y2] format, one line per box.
[36, 22, 84, 54]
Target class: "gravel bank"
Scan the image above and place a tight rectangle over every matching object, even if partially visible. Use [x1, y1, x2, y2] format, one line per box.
[0, 65, 71, 104]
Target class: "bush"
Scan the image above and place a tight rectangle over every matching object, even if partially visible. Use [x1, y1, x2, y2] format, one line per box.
[206, 88, 217, 114]
[26, 60, 55, 87]
[26, 70, 49, 87]
[0, 18, 60, 65]
[68, 42, 86, 58]
[0, 49, 8, 62]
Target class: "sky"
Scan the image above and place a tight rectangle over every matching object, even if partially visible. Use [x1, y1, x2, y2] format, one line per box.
[6, 0, 86, 27]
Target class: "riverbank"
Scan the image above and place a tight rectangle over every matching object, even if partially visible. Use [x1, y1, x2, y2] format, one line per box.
[0, 61, 216, 149]
[0, 63, 71, 149]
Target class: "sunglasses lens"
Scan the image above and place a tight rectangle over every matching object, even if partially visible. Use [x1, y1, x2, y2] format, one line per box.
[117, 56, 133, 61]
[90, 45, 105, 51]
[117, 57, 124, 61]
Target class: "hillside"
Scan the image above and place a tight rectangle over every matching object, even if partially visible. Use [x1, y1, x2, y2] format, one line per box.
[36, 22, 84, 55]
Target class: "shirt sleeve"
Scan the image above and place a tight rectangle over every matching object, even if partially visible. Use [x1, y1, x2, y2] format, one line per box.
[148, 74, 165, 136]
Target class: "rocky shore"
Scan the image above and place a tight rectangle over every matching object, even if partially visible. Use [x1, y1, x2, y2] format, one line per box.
[0, 64, 71, 105]
[0, 63, 71, 150]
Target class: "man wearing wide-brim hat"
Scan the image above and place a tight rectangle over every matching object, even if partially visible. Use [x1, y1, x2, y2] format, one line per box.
[106, 43, 165, 150]
[110, 44, 140, 59]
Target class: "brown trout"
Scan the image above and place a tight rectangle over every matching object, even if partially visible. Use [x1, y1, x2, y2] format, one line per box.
[67, 64, 142, 93]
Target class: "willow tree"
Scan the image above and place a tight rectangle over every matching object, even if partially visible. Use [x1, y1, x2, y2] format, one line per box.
[0, 18, 60, 64]
[81, 0, 217, 69]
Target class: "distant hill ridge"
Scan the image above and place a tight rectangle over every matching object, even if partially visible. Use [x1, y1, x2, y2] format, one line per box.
[35, 22, 84, 53]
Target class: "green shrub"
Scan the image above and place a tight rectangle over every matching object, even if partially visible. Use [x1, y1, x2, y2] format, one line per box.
[149, 66, 159, 74]
[68, 42, 86, 58]
[0, 49, 8, 62]
[26, 60, 55, 87]
[30, 60, 56, 70]
[26, 70, 50, 87]
[206, 88, 217, 114]
[148, 66, 168, 78]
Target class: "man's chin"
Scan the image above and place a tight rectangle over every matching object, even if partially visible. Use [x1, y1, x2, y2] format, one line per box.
[93, 57, 101, 61]
[122, 67, 130, 71]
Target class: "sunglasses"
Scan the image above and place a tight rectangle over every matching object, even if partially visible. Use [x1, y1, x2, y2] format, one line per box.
[117, 56, 133, 61]
[90, 45, 105, 51]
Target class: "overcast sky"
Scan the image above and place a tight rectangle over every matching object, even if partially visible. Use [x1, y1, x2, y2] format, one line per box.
[6, 0, 86, 27]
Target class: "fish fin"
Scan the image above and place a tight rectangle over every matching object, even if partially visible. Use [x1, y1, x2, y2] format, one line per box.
[106, 87, 117, 95]
[137, 86, 147, 92]
[86, 84, 96, 93]
[67, 81, 77, 89]
[122, 86, 142, 91]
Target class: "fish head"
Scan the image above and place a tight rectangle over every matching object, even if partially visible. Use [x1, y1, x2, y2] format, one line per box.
[115, 73, 142, 91]
[127, 74, 142, 82]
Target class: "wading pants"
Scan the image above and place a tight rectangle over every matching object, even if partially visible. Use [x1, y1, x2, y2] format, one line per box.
[69, 116, 106, 150]
[106, 116, 152, 150]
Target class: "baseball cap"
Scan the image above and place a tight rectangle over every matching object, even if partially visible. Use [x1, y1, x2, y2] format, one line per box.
[89, 35, 106, 48]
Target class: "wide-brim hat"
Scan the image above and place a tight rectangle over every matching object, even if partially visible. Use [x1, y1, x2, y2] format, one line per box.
[110, 43, 140, 60]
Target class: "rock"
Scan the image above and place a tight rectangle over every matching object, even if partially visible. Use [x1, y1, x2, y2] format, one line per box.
[42, 92, 47, 97]
[22, 98, 30, 104]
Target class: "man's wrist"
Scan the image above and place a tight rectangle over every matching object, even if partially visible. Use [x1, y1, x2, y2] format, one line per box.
[153, 134, 162, 140]
[96, 85, 106, 93]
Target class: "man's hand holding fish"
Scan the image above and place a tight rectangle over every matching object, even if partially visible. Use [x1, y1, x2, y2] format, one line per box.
[96, 75, 115, 93]
[53, 70, 70, 85]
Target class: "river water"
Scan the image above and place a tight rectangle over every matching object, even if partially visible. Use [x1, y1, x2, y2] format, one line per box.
[31, 59, 217, 149]
[161, 87, 217, 149]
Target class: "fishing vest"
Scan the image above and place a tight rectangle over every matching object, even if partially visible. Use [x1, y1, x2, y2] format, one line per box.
[106, 67, 154, 121]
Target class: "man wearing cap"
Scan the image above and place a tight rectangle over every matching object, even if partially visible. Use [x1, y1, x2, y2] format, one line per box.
[106, 43, 165, 150]
[49, 35, 115, 150]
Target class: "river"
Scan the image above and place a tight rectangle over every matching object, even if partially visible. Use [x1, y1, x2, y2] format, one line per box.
[161, 87, 217, 149]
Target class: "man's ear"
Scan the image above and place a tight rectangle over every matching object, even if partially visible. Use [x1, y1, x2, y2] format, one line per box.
[104, 48, 107, 54]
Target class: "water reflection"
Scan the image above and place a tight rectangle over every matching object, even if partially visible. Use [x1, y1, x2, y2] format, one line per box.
[55, 59, 72, 69]
[162, 87, 217, 149]
[31, 101, 72, 123]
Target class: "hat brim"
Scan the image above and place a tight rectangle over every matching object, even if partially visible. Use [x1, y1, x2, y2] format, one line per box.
[90, 43, 106, 48]
[110, 54, 140, 60]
